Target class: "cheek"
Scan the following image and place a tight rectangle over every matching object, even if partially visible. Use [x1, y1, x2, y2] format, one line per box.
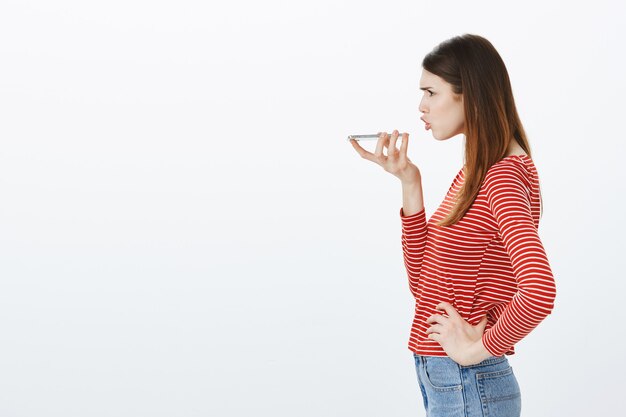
[438, 100, 463, 122]
[454, 105, 465, 124]
[432, 99, 448, 114]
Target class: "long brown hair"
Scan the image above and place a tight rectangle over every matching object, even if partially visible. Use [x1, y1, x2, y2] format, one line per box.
[423, 34, 542, 226]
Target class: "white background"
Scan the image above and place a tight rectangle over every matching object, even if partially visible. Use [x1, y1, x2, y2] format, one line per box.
[0, 1, 624, 416]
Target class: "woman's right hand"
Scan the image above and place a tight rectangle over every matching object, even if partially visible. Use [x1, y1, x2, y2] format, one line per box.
[349, 130, 421, 184]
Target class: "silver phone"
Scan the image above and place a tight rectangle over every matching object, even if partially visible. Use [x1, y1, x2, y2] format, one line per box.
[347, 133, 407, 141]
[346, 133, 382, 141]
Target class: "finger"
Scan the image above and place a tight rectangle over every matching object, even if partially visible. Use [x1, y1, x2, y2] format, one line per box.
[350, 139, 377, 163]
[399, 132, 409, 156]
[388, 130, 400, 155]
[436, 302, 462, 320]
[427, 332, 441, 342]
[426, 314, 449, 324]
[374, 132, 388, 158]
[426, 324, 444, 334]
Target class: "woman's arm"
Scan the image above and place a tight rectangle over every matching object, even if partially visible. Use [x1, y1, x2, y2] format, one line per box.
[480, 164, 557, 357]
[348, 130, 427, 296]
[400, 179, 427, 298]
[402, 179, 425, 216]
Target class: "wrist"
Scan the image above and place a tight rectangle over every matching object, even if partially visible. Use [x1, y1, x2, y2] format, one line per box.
[401, 178, 424, 217]
[401, 177, 422, 188]
[472, 337, 493, 362]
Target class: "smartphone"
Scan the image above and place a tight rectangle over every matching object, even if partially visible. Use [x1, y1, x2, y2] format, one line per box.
[346, 134, 382, 141]
[346, 133, 406, 141]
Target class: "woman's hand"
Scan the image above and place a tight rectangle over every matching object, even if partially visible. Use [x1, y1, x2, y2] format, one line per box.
[425, 302, 494, 366]
[349, 130, 421, 184]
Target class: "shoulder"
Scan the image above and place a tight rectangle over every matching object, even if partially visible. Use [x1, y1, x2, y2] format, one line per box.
[482, 155, 535, 196]
[485, 155, 535, 181]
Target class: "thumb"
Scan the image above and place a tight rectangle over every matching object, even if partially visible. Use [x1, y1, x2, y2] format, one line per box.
[477, 315, 488, 331]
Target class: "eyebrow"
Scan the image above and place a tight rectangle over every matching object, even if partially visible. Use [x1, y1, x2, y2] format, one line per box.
[419, 86, 434, 90]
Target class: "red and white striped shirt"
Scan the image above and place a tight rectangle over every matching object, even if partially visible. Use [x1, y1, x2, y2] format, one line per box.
[400, 154, 556, 357]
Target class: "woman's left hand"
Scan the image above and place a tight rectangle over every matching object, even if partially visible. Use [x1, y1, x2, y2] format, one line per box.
[425, 301, 493, 366]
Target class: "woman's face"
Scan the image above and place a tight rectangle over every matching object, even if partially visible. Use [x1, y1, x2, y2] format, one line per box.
[419, 69, 465, 141]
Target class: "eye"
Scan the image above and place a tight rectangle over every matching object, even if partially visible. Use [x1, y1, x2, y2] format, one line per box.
[427, 90, 434, 97]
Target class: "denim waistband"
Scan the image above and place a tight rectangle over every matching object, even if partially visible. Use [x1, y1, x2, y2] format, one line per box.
[413, 352, 507, 368]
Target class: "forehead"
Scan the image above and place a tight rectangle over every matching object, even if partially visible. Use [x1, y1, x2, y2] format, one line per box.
[419, 69, 445, 88]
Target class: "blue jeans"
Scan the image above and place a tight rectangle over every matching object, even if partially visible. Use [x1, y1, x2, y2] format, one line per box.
[413, 353, 521, 417]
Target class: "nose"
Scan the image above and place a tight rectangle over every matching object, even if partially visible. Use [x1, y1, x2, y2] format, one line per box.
[419, 95, 428, 114]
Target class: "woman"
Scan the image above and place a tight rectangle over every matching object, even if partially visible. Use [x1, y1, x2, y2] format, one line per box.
[349, 34, 556, 417]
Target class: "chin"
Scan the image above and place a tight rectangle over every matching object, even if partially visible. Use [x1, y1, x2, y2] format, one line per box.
[432, 132, 450, 141]
[433, 130, 461, 141]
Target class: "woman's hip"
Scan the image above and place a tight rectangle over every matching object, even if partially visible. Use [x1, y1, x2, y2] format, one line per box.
[413, 353, 521, 417]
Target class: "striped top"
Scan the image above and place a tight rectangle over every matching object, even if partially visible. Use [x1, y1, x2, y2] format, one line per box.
[400, 154, 556, 357]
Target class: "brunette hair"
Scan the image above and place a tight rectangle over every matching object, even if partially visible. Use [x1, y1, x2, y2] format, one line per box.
[423, 34, 542, 226]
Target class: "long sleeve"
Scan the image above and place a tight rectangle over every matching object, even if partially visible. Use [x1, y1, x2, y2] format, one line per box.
[480, 165, 557, 356]
[400, 207, 428, 298]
